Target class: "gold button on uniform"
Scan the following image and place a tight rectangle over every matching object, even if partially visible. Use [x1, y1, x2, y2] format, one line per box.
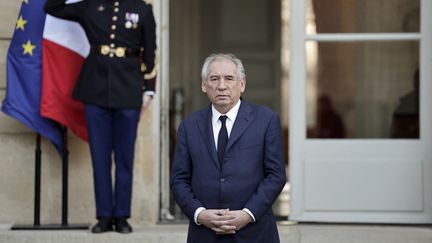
[112, 16, 118, 21]
[114, 8, 119, 12]
[114, 2, 119, 6]
[111, 25, 116, 30]
[101, 45, 110, 55]
[109, 53, 114, 58]
[110, 43, 115, 48]
[115, 47, 125, 58]
[110, 34, 115, 39]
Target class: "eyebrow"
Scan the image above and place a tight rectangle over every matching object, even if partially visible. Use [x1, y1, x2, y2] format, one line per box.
[208, 74, 235, 78]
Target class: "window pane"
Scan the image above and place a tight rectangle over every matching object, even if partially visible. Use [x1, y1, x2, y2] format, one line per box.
[306, 0, 420, 34]
[306, 41, 419, 139]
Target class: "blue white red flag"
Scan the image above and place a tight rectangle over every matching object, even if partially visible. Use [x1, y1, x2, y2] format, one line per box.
[2, 0, 89, 154]
[41, 1, 89, 142]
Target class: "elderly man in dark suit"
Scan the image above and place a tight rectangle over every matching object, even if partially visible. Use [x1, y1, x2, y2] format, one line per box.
[44, 0, 157, 234]
[170, 53, 286, 243]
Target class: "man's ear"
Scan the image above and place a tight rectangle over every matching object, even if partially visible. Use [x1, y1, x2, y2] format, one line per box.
[201, 81, 207, 93]
[240, 79, 246, 93]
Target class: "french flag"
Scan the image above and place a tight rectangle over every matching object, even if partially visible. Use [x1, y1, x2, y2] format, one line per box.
[41, 8, 89, 141]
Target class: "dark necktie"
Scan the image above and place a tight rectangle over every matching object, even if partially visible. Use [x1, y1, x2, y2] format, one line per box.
[217, 115, 228, 165]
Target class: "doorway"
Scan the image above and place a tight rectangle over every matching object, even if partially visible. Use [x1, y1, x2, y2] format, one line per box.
[162, 0, 288, 221]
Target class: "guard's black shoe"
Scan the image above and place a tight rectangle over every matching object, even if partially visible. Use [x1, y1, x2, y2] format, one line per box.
[114, 217, 133, 233]
[91, 217, 113, 233]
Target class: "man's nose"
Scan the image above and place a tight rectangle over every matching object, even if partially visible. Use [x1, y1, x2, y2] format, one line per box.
[217, 79, 228, 90]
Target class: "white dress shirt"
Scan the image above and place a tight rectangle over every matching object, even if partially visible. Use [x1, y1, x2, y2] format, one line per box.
[194, 100, 256, 225]
[211, 100, 241, 149]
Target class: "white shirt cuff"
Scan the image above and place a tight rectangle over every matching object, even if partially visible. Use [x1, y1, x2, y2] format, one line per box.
[144, 91, 155, 97]
[194, 207, 206, 225]
[242, 208, 256, 222]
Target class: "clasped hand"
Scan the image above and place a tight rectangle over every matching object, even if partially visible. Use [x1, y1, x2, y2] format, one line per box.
[197, 209, 253, 235]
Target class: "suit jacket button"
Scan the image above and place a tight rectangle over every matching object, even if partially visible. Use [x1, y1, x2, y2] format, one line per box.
[220, 178, 225, 183]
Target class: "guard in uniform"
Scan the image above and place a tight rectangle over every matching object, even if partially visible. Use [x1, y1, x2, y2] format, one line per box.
[44, 0, 157, 234]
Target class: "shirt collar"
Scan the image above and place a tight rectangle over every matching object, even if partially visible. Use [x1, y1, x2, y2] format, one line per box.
[212, 99, 242, 123]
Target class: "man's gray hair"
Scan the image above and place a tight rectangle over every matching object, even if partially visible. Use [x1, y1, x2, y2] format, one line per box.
[201, 53, 246, 81]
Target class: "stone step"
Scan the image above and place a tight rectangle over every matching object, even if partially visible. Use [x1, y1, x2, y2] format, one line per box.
[1, 223, 432, 243]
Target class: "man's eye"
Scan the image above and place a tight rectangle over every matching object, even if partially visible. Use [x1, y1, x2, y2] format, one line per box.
[210, 77, 219, 81]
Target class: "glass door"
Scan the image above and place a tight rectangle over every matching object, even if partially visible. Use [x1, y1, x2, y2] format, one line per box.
[289, 0, 432, 223]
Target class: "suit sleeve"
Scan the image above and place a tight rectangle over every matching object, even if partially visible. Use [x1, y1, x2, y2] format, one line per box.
[244, 113, 287, 221]
[170, 122, 203, 221]
[140, 4, 157, 93]
[44, 0, 84, 21]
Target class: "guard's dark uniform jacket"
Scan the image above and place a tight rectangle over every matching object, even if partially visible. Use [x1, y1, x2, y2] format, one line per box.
[44, 0, 157, 109]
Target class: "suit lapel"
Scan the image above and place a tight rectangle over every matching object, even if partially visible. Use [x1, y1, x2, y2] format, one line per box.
[226, 100, 255, 152]
[196, 106, 219, 169]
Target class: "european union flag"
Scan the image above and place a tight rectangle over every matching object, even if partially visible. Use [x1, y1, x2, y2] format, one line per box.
[2, 0, 63, 153]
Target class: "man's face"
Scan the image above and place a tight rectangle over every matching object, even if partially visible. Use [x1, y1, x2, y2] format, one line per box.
[202, 59, 245, 113]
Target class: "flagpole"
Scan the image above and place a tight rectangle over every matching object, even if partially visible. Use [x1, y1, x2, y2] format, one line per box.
[34, 133, 42, 226]
[61, 126, 68, 226]
[11, 131, 88, 230]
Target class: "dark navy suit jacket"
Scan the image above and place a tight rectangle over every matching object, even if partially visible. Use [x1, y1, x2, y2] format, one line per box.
[170, 100, 286, 243]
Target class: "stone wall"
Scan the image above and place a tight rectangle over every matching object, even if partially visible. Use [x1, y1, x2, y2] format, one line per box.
[0, 0, 160, 225]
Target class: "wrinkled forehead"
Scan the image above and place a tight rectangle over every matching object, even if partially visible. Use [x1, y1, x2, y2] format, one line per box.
[207, 59, 238, 77]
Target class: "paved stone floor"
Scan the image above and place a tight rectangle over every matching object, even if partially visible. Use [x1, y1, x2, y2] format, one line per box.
[1, 222, 432, 243]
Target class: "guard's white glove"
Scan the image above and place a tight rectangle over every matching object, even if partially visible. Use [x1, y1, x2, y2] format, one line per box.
[141, 94, 153, 113]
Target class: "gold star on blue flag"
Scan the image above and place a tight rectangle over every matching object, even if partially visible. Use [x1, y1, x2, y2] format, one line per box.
[2, 0, 63, 153]
[22, 40, 36, 55]
[16, 15, 27, 31]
